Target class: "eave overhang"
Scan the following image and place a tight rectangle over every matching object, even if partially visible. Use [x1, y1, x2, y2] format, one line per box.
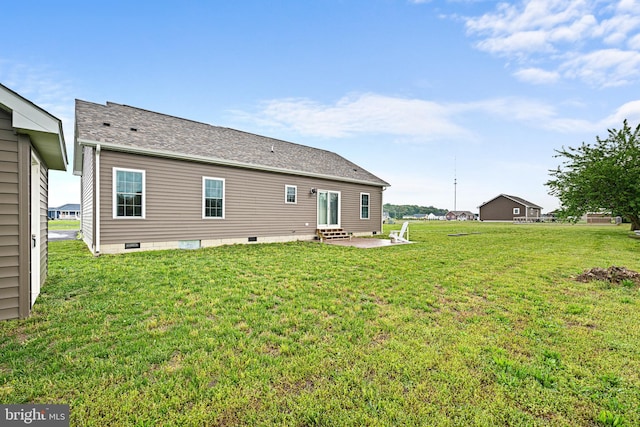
[0, 85, 67, 170]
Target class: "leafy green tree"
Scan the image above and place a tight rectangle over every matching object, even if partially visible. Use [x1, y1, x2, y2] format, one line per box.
[546, 120, 640, 230]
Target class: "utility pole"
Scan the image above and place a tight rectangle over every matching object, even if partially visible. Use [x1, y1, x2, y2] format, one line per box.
[454, 177, 457, 212]
[454, 156, 457, 212]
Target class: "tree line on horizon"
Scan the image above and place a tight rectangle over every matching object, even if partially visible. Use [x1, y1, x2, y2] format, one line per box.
[384, 204, 448, 219]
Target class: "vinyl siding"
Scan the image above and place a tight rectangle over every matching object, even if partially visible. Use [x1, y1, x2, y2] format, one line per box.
[81, 146, 94, 248]
[98, 150, 383, 246]
[38, 157, 48, 287]
[480, 196, 525, 221]
[341, 188, 382, 232]
[0, 109, 20, 320]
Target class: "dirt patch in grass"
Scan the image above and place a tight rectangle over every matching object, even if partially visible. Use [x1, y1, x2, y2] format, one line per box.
[575, 266, 640, 285]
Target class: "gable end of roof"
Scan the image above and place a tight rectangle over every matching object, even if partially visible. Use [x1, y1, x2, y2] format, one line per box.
[0, 83, 67, 170]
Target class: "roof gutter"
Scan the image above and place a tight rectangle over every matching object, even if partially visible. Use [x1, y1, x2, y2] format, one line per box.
[76, 138, 390, 188]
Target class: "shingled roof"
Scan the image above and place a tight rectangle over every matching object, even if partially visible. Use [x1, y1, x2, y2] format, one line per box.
[479, 194, 542, 209]
[73, 100, 389, 187]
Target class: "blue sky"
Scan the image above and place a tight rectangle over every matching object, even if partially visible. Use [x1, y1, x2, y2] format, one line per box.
[3, 0, 640, 212]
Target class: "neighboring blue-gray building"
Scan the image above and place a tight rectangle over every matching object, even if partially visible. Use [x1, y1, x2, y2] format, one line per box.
[48, 203, 80, 220]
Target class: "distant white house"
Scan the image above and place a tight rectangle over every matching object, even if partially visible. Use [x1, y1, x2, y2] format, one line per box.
[48, 203, 80, 220]
[402, 213, 428, 220]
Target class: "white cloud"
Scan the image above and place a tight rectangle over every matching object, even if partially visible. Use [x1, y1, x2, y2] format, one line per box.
[513, 67, 561, 84]
[597, 13, 640, 45]
[543, 117, 595, 133]
[244, 93, 470, 141]
[560, 48, 640, 87]
[465, 0, 593, 52]
[475, 30, 553, 56]
[453, 97, 558, 124]
[542, 100, 640, 133]
[628, 33, 640, 49]
[462, 0, 640, 87]
[0, 61, 73, 112]
[239, 93, 566, 143]
[601, 100, 640, 127]
[237, 92, 640, 147]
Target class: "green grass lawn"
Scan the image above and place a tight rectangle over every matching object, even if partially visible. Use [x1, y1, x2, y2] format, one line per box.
[48, 220, 80, 230]
[1, 222, 639, 426]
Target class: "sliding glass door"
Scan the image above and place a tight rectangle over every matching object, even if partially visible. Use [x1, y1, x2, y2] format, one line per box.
[317, 190, 340, 228]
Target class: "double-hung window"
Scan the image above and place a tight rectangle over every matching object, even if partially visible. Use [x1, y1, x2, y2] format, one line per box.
[513, 207, 520, 215]
[285, 185, 297, 204]
[360, 193, 370, 219]
[113, 168, 145, 218]
[203, 177, 225, 218]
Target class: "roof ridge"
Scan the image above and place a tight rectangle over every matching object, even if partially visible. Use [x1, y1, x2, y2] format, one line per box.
[105, 101, 215, 128]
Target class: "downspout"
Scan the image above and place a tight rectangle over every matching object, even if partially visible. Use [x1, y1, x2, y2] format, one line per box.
[95, 144, 100, 255]
[79, 175, 83, 233]
[380, 188, 384, 233]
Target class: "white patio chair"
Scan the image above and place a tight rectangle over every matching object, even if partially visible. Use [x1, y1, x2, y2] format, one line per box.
[389, 221, 410, 243]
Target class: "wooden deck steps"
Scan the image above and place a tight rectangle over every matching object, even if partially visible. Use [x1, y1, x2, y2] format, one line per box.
[317, 228, 352, 242]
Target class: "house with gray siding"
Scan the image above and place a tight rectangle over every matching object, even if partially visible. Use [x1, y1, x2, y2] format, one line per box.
[48, 203, 81, 220]
[0, 84, 67, 320]
[73, 100, 389, 255]
[478, 194, 542, 221]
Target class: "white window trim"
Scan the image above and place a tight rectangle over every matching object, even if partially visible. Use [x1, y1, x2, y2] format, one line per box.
[317, 189, 341, 228]
[513, 207, 520, 215]
[112, 167, 146, 219]
[285, 185, 297, 204]
[360, 192, 370, 220]
[202, 176, 226, 219]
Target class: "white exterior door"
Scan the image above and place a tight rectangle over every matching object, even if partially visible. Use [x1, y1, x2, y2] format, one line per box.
[31, 153, 41, 306]
[317, 190, 340, 228]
